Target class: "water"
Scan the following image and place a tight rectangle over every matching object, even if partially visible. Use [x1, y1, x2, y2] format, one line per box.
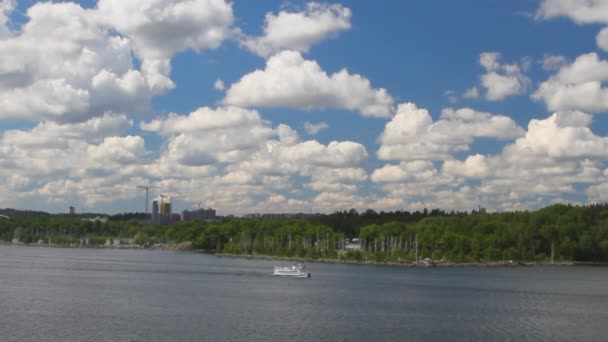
[1, 245, 607, 342]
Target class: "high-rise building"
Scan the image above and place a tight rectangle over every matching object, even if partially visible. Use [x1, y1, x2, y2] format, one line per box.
[161, 202, 171, 215]
[152, 200, 159, 223]
[69, 206, 75, 215]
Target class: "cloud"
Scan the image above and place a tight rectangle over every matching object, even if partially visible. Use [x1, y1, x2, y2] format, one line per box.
[370, 161, 465, 211]
[370, 105, 608, 211]
[536, 0, 608, 24]
[214, 78, 225, 91]
[5, 0, 608, 214]
[312, 191, 365, 212]
[241, 2, 351, 58]
[428, 111, 608, 209]
[0, 2, 120, 122]
[276, 123, 300, 145]
[0, 2, 375, 214]
[0, 0, 14, 38]
[303, 121, 329, 135]
[371, 161, 442, 183]
[141, 106, 368, 204]
[2, 113, 132, 147]
[537, 0, 608, 52]
[222, 50, 394, 118]
[502, 111, 608, 160]
[87, 136, 146, 164]
[377, 103, 524, 161]
[478, 52, 531, 101]
[97, 0, 234, 60]
[597, 27, 608, 51]
[587, 181, 608, 203]
[0, 79, 91, 122]
[463, 87, 480, 99]
[310, 167, 367, 185]
[141, 106, 269, 136]
[273, 140, 368, 168]
[442, 154, 489, 179]
[0, 118, 149, 207]
[0, 0, 234, 123]
[306, 170, 366, 193]
[144, 107, 275, 165]
[229, 135, 368, 176]
[196, 112, 369, 209]
[444, 90, 459, 103]
[533, 52, 608, 112]
[541, 54, 568, 71]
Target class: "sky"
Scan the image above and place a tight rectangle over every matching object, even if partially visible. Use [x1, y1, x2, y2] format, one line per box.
[2, 0, 608, 215]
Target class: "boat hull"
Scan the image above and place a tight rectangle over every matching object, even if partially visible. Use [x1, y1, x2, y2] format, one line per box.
[272, 271, 311, 278]
[273, 264, 311, 277]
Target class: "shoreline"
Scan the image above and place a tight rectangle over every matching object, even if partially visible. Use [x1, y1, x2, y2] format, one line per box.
[215, 253, 578, 268]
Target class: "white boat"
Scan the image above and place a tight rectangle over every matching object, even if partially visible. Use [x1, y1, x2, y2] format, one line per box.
[273, 263, 311, 278]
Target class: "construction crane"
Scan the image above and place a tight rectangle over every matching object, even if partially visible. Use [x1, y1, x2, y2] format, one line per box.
[136, 185, 158, 214]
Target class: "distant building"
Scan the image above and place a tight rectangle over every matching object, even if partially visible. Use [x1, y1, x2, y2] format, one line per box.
[152, 200, 159, 223]
[151, 200, 178, 225]
[161, 202, 171, 215]
[181, 208, 216, 221]
[69, 206, 75, 215]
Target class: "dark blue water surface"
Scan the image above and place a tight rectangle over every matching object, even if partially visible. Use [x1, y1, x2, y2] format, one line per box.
[1, 245, 607, 342]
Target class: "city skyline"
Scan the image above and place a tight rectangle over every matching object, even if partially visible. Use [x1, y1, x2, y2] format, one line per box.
[1, 0, 608, 215]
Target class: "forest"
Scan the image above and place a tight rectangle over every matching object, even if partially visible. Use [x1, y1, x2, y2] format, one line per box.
[1, 203, 608, 263]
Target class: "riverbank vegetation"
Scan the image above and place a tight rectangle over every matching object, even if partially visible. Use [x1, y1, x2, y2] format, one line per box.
[1, 203, 608, 263]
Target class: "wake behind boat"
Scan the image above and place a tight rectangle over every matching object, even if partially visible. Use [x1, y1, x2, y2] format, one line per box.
[273, 263, 311, 278]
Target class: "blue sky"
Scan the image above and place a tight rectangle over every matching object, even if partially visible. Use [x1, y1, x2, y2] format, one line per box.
[2, 0, 608, 214]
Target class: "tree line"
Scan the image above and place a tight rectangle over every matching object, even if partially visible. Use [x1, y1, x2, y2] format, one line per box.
[1, 203, 607, 262]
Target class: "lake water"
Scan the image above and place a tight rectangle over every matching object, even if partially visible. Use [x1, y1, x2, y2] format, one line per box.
[1, 245, 607, 342]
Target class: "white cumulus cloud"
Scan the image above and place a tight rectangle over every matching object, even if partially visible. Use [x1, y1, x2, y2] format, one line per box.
[478, 52, 531, 101]
[377, 103, 524, 161]
[241, 2, 351, 58]
[503, 111, 608, 160]
[222, 50, 394, 118]
[533, 52, 608, 112]
[141, 106, 269, 136]
[442, 154, 489, 179]
[0, 0, 234, 123]
[97, 0, 234, 60]
[427, 111, 608, 209]
[537, 0, 608, 24]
